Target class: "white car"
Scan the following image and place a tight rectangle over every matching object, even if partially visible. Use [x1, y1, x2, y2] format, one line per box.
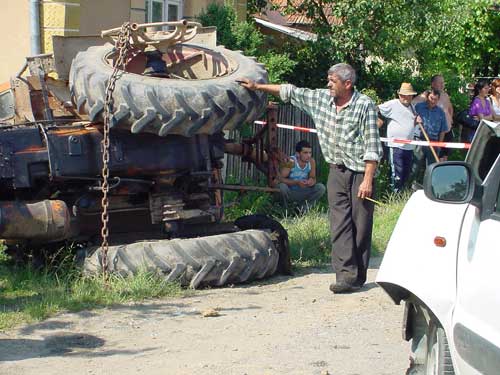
[376, 120, 500, 374]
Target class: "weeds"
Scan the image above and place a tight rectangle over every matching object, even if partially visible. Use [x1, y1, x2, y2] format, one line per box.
[372, 191, 411, 255]
[281, 207, 331, 266]
[0, 253, 183, 330]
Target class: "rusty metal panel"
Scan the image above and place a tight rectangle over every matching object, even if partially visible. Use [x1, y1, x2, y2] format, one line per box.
[11, 78, 35, 122]
[0, 141, 14, 179]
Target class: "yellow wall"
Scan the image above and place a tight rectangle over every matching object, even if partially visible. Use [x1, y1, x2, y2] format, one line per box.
[0, 0, 31, 83]
[79, 0, 132, 35]
[40, 0, 81, 53]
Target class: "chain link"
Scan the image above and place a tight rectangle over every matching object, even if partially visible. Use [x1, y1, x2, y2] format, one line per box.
[101, 22, 132, 279]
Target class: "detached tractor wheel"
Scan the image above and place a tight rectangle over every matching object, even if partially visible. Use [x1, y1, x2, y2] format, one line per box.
[406, 302, 455, 375]
[69, 43, 268, 137]
[235, 214, 292, 275]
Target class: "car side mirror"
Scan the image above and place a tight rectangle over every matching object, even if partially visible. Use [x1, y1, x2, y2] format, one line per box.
[423, 162, 475, 204]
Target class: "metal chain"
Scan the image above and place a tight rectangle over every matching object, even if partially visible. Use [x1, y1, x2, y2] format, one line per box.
[101, 22, 132, 280]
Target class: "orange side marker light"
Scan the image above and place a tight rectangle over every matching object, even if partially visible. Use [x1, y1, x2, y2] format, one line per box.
[434, 236, 447, 247]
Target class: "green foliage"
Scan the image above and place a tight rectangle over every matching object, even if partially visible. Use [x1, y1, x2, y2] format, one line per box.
[247, 0, 267, 15]
[258, 52, 297, 83]
[232, 21, 264, 57]
[281, 0, 500, 90]
[282, 39, 334, 89]
[198, 3, 236, 48]
[360, 87, 382, 105]
[198, 3, 293, 84]
[0, 242, 10, 263]
[282, 208, 331, 265]
[223, 188, 276, 221]
[364, 62, 417, 101]
[375, 160, 393, 200]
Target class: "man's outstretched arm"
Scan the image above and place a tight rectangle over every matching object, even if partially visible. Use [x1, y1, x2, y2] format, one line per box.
[237, 78, 281, 97]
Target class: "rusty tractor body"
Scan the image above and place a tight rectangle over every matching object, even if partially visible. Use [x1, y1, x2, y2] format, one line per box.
[0, 22, 290, 287]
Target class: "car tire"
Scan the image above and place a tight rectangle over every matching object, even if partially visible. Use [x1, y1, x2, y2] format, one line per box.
[406, 303, 455, 375]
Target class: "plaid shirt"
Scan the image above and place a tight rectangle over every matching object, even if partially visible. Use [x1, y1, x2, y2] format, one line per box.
[280, 85, 382, 172]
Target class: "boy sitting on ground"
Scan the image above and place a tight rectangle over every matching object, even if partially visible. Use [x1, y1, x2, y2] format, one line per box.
[278, 140, 326, 211]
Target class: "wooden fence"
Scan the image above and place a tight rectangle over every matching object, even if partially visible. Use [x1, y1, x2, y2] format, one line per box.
[225, 104, 323, 184]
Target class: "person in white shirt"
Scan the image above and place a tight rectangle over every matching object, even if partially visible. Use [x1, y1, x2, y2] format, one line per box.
[377, 82, 418, 192]
[489, 78, 500, 121]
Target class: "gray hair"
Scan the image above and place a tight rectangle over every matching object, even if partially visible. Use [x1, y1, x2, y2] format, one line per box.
[327, 63, 357, 84]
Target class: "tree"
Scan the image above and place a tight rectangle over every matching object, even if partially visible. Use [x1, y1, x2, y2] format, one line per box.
[198, 3, 296, 83]
[280, 0, 499, 92]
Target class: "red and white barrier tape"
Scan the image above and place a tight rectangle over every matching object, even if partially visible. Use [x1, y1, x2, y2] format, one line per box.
[380, 137, 470, 149]
[254, 120, 471, 149]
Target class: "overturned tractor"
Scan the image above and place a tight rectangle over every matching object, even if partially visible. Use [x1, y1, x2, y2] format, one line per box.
[0, 21, 291, 288]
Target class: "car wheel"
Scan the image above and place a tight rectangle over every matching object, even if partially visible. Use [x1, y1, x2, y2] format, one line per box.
[406, 303, 455, 375]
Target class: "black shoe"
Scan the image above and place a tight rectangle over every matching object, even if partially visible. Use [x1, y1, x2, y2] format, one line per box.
[329, 281, 360, 294]
[353, 279, 365, 288]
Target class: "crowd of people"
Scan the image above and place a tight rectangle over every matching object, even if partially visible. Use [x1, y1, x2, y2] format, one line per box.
[378, 75, 500, 192]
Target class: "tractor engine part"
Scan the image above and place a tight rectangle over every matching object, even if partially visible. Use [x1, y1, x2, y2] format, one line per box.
[0, 200, 73, 242]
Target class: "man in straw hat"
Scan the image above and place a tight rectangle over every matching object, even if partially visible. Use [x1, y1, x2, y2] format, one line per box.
[377, 82, 419, 192]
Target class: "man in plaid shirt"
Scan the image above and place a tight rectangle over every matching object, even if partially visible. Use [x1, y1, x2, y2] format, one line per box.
[239, 63, 382, 293]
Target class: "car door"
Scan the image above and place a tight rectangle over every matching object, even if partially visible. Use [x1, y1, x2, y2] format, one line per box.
[452, 153, 500, 375]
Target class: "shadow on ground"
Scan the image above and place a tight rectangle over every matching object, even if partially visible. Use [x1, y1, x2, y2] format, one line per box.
[0, 332, 156, 361]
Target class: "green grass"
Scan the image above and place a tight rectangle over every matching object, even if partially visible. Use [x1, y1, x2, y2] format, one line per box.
[280, 192, 409, 267]
[282, 208, 331, 266]
[372, 191, 411, 255]
[0, 254, 183, 331]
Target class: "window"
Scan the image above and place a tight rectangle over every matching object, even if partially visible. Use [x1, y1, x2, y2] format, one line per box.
[146, 0, 182, 23]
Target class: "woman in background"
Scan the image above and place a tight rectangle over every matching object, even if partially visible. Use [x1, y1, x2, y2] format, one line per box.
[466, 79, 493, 141]
[489, 78, 500, 121]
[469, 79, 493, 121]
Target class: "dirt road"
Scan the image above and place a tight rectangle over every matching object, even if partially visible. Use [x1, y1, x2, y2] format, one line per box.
[0, 258, 409, 375]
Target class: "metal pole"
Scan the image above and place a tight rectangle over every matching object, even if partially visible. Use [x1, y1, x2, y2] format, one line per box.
[30, 0, 41, 55]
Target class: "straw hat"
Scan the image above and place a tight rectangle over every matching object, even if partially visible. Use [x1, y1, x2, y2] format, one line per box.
[397, 82, 417, 96]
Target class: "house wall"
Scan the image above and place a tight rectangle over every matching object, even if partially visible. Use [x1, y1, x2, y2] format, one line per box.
[130, 0, 147, 22]
[184, 0, 223, 20]
[184, 0, 246, 21]
[79, 0, 132, 35]
[0, 0, 31, 83]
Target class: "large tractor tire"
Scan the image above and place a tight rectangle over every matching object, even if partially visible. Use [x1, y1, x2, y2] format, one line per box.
[81, 215, 291, 289]
[69, 43, 268, 137]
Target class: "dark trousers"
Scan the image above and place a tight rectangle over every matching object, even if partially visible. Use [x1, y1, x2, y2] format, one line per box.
[411, 145, 440, 184]
[327, 165, 375, 285]
[388, 147, 413, 192]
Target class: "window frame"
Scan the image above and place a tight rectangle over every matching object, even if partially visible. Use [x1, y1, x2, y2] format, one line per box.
[146, 0, 183, 23]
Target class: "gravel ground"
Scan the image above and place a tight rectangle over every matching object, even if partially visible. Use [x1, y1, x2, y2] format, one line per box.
[0, 258, 409, 375]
